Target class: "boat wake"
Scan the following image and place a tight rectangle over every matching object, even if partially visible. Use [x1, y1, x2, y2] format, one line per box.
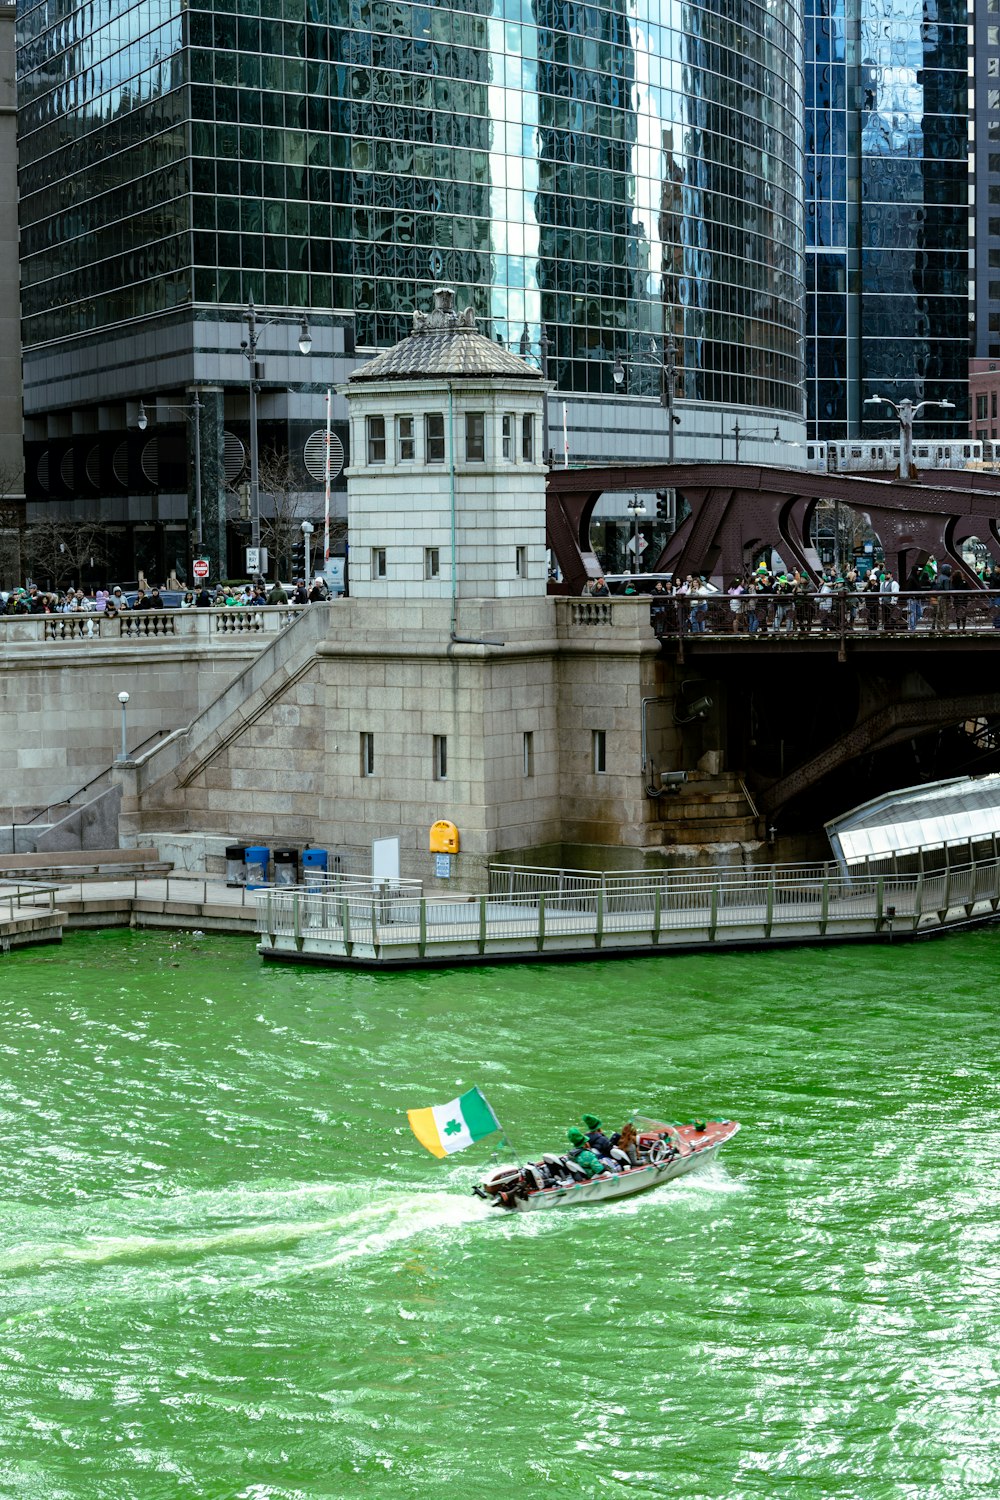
[0, 1181, 490, 1286]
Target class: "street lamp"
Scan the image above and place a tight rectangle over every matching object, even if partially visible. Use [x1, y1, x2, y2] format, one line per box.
[627, 494, 646, 571]
[241, 299, 313, 551]
[137, 394, 205, 554]
[117, 690, 129, 763]
[613, 338, 681, 461]
[863, 394, 956, 481]
[731, 422, 781, 462]
[301, 519, 315, 582]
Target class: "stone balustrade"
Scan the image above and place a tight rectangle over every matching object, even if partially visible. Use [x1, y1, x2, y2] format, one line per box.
[0, 604, 309, 645]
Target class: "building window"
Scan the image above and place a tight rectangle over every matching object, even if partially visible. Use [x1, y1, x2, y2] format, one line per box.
[515, 545, 527, 577]
[425, 547, 440, 579]
[502, 413, 514, 460]
[366, 414, 386, 463]
[466, 411, 485, 461]
[593, 730, 606, 774]
[433, 734, 447, 780]
[978, 394, 989, 421]
[360, 732, 375, 777]
[426, 412, 445, 462]
[993, 393, 998, 420]
[375, 547, 387, 578]
[397, 415, 415, 460]
[522, 412, 534, 462]
[523, 730, 534, 777]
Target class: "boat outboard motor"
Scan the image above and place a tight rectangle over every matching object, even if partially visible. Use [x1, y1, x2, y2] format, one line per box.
[474, 1164, 525, 1204]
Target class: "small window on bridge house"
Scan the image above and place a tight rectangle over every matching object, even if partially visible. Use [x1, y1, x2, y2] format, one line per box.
[397, 415, 415, 460]
[502, 413, 514, 460]
[426, 413, 446, 462]
[522, 413, 534, 462]
[466, 411, 485, 461]
[592, 730, 607, 774]
[366, 415, 386, 463]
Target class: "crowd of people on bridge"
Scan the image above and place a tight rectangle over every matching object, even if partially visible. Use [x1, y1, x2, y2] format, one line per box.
[0, 576, 333, 618]
[633, 558, 1000, 635]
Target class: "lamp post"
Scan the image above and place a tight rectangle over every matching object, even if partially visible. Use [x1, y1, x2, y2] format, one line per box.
[519, 322, 552, 462]
[117, 690, 129, 763]
[662, 336, 677, 464]
[301, 519, 314, 582]
[138, 394, 205, 557]
[627, 494, 646, 571]
[614, 337, 681, 461]
[863, 394, 956, 481]
[731, 422, 781, 462]
[241, 299, 313, 550]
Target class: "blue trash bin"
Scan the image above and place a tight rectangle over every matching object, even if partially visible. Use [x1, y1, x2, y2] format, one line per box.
[245, 845, 270, 888]
[302, 847, 328, 891]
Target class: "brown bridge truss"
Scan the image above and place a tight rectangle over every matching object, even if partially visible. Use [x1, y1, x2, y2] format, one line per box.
[547, 462, 1000, 594]
[760, 691, 1000, 817]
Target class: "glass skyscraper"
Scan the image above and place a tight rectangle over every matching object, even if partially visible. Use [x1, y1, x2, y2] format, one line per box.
[804, 0, 968, 443]
[17, 0, 806, 576]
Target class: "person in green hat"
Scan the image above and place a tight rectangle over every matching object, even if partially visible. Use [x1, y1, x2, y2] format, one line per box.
[566, 1128, 610, 1178]
[582, 1114, 617, 1158]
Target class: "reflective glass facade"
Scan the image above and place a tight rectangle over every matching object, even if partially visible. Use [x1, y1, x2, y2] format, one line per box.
[805, 0, 969, 441]
[18, 0, 806, 419]
[972, 0, 1000, 362]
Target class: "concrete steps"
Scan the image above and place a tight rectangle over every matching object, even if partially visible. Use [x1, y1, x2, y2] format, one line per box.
[0, 848, 172, 883]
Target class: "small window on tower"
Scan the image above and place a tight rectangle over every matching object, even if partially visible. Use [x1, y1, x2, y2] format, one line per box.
[366, 415, 386, 464]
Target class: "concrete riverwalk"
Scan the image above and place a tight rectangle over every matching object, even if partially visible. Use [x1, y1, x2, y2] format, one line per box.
[3, 855, 999, 967]
[0, 873, 259, 953]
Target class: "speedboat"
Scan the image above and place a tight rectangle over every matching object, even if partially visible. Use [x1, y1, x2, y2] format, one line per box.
[473, 1116, 740, 1212]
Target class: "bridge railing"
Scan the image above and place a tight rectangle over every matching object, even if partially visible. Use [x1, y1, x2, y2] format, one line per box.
[650, 589, 1000, 641]
[0, 605, 310, 644]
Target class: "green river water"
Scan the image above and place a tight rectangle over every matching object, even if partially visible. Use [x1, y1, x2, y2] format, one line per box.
[1, 928, 999, 1499]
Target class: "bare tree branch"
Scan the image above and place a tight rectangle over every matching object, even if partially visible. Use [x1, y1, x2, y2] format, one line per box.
[22, 519, 111, 590]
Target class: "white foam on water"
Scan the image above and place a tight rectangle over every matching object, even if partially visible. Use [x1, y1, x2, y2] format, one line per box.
[0, 1182, 490, 1284]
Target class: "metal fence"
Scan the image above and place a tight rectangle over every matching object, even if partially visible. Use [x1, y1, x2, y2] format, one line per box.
[256, 855, 1000, 963]
[650, 589, 1000, 642]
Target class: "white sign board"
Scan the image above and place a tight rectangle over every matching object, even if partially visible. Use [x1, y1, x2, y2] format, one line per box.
[372, 836, 400, 889]
[625, 534, 648, 555]
[245, 547, 260, 574]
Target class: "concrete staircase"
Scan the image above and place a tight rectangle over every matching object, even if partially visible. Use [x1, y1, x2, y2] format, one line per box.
[0, 848, 172, 882]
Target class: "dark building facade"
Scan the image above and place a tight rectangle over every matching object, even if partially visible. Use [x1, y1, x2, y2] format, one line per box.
[17, 0, 806, 581]
[805, 0, 969, 443]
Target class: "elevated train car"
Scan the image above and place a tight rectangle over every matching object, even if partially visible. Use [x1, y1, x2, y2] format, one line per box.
[805, 441, 986, 472]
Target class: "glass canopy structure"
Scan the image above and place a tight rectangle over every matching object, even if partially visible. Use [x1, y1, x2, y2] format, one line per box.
[826, 775, 1000, 871]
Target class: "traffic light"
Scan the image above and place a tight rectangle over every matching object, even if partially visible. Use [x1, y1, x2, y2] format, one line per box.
[656, 490, 671, 522]
[291, 539, 305, 579]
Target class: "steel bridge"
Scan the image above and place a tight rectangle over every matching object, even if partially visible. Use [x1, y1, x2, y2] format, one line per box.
[546, 461, 1000, 594]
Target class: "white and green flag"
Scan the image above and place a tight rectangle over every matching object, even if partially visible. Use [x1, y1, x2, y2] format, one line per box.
[407, 1087, 501, 1158]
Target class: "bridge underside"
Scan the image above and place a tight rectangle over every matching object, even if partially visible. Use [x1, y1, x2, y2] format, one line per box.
[547, 462, 1000, 593]
[664, 639, 1000, 839]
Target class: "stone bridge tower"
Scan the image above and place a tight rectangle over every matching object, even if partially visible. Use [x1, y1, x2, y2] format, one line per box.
[342, 287, 550, 600]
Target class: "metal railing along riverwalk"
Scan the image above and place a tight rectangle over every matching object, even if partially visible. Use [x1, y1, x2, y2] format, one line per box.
[255, 856, 1000, 967]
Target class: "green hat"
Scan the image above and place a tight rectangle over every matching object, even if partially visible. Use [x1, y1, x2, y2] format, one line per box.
[567, 1127, 587, 1146]
[581, 1114, 601, 1130]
